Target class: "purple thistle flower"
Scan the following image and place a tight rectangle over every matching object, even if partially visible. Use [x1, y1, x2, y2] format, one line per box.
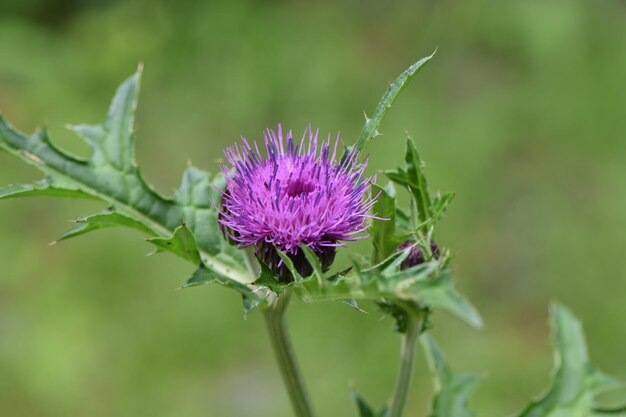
[218, 125, 377, 280]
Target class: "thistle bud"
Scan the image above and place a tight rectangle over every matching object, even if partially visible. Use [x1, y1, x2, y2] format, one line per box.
[398, 241, 440, 270]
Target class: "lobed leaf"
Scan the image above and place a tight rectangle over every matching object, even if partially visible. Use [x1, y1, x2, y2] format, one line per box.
[0, 68, 252, 293]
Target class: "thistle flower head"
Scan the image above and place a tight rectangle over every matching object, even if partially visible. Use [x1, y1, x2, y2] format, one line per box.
[219, 125, 376, 280]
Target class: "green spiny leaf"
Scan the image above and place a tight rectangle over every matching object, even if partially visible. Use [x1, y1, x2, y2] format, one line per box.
[384, 168, 409, 188]
[174, 166, 225, 254]
[184, 265, 220, 288]
[513, 303, 623, 417]
[405, 136, 432, 224]
[300, 245, 324, 284]
[411, 268, 482, 329]
[68, 65, 144, 172]
[353, 389, 376, 417]
[370, 183, 402, 264]
[0, 68, 250, 286]
[147, 224, 202, 264]
[242, 295, 262, 315]
[174, 167, 249, 283]
[295, 251, 482, 328]
[386, 137, 433, 226]
[395, 206, 412, 232]
[301, 247, 366, 314]
[182, 265, 265, 314]
[0, 179, 96, 200]
[430, 192, 455, 226]
[421, 333, 481, 417]
[352, 389, 388, 417]
[276, 249, 304, 283]
[338, 298, 366, 313]
[253, 259, 286, 295]
[354, 51, 435, 152]
[56, 209, 157, 242]
[385, 137, 456, 236]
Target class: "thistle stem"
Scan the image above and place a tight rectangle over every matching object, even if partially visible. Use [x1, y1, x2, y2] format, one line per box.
[264, 294, 316, 417]
[387, 315, 423, 417]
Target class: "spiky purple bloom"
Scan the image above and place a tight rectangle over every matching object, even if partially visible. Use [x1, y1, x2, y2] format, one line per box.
[219, 125, 376, 280]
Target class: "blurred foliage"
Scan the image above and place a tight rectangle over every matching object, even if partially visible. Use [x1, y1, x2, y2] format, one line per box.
[0, 0, 625, 416]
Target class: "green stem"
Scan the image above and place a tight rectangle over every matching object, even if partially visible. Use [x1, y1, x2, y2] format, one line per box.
[264, 293, 316, 417]
[387, 314, 423, 417]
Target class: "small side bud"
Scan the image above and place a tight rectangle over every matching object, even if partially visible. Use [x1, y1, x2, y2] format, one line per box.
[398, 241, 440, 270]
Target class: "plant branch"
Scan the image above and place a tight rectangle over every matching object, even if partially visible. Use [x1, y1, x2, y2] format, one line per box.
[387, 311, 424, 417]
[264, 293, 316, 417]
[241, 224, 314, 416]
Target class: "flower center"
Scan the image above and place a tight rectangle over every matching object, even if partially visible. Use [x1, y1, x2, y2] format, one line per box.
[285, 178, 316, 198]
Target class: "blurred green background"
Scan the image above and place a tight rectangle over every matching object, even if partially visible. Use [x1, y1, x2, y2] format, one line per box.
[1, 0, 625, 416]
